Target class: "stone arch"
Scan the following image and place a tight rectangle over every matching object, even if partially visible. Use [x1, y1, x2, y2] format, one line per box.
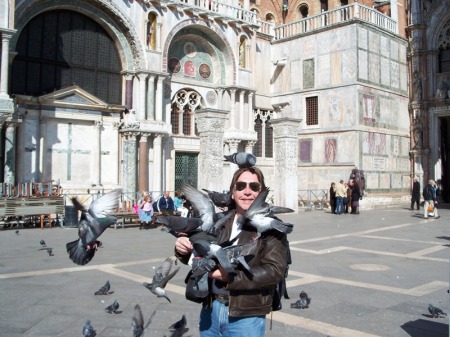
[163, 19, 236, 86]
[12, 0, 145, 71]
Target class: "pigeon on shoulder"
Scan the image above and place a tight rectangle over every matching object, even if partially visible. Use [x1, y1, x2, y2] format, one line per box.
[66, 188, 121, 265]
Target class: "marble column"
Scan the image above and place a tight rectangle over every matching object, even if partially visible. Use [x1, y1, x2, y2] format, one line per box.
[137, 73, 148, 121]
[226, 139, 241, 172]
[124, 74, 134, 110]
[217, 88, 224, 109]
[138, 134, 149, 192]
[156, 23, 162, 51]
[122, 132, 138, 196]
[155, 77, 164, 122]
[4, 123, 16, 184]
[152, 134, 162, 197]
[247, 92, 254, 131]
[38, 116, 47, 182]
[229, 89, 236, 129]
[245, 140, 256, 154]
[196, 109, 228, 191]
[147, 75, 156, 120]
[112, 122, 120, 185]
[271, 117, 301, 211]
[91, 120, 102, 185]
[0, 31, 14, 99]
[239, 90, 245, 129]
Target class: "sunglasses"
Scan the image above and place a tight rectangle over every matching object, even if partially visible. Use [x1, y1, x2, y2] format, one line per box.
[235, 181, 261, 192]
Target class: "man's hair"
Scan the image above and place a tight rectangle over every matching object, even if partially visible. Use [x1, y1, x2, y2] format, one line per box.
[229, 166, 266, 192]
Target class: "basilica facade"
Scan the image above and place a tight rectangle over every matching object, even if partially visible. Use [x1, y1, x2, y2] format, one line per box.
[2, 0, 438, 209]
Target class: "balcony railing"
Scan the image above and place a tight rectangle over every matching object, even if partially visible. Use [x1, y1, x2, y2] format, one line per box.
[271, 3, 397, 40]
[158, 0, 258, 26]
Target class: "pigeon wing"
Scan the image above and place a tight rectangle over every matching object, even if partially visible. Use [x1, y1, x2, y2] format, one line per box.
[181, 184, 216, 230]
[131, 304, 144, 337]
[88, 188, 122, 219]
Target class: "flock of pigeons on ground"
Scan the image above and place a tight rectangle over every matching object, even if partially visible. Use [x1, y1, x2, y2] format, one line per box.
[22, 152, 447, 335]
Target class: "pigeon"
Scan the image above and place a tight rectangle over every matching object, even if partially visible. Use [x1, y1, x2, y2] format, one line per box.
[169, 314, 189, 336]
[94, 280, 110, 295]
[224, 152, 256, 168]
[290, 291, 311, 309]
[15, 230, 20, 235]
[105, 300, 119, 314]
[428, 304, 447, 318]
[82, 319, 95, 337]
[237, 188, 294, 234]
[143, 257, 180, 303]
[47, 248, 53, 256]
[202, 189, 232, 208]
[131, 304, 144, 337]
[40, 239, 46, 247]
[66, 188, 122, 265]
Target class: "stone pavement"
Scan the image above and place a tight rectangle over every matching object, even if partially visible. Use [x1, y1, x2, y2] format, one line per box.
[0, 206, 449, 337]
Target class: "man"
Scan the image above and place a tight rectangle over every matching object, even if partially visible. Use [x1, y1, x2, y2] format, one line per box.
[174, 166, 289, 337]
[423, 180, 440, 219]
[410, 177, 421, 210]
[335, 180, 346, 215]
[157, 191, 175, 215]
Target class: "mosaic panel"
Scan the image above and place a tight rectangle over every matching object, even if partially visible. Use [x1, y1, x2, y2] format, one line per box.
[325, 138, 337, 163]
[303, 59, 315, 89]
[299, 139, 312, 162]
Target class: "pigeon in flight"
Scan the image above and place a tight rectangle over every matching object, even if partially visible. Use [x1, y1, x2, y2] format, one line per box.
[224, 152, 257, 168]
[169, 314, 189, 336]
[202, 189, 232, 208]
[143, 257, 180, 303]
[82, 320, 95, 337]
[40, 239, 46, 247]
[237, 188, 294, 234]
[105, 300, 120, 314]
[95, 280, 111, 295]
[428, 304, 447, 318]
[132, 304, 144, 337]
[290, 291, 311, 309]
[66, 188, 121, 265]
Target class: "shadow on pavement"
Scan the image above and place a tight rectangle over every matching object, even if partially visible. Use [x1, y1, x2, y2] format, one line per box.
[401, 318, 448, 337]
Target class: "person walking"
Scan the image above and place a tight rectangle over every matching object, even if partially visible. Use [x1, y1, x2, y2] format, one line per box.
[410, 177, 421, 210]
[174, 165, 289, 337]
[423, 180, 440, 219]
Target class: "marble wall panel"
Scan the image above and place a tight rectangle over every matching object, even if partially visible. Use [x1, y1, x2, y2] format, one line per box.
[369, 30, 380, 55]
[391, 173, 402, 188]
[363, 155, 373, 170]
[327, 93, 344, 126]
[380, 173, 391, 188]
[367, 172, 379, 189]
[358, 50, 368, 80]
[390, 61, 400, 89]
[399, 44, 407, 64]
[317, 55, 330, 87]
[373, 157, 387, 171]
[342, 50, 357, 82]
[400, 64, 408, 92]
[331, 53, 341, 85]
[390, 40, 399, 60]
[380, 35, 389, 58]
[369, 53, 380, 84]
[318, 31, 331, 55]
[358, 27, 368, 50]
[291, 60, 302, 90]
[381, 57, 390, 87]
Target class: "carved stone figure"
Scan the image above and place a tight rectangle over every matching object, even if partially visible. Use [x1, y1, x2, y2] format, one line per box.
[436, 78, 448, 99]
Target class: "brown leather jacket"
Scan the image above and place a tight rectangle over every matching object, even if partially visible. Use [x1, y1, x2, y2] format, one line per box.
[176, 211, 289, 317]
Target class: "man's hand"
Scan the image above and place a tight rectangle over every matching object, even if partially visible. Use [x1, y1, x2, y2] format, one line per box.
[209, 264, 229, 282]
[175, 236, 193, 255]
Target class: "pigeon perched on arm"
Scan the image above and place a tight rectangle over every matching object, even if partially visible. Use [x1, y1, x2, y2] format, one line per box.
[428, 304, 447, 318]
[143, 257, 180, 303]
[290, 291, 311, 309]
[82, 320, 95, 337]
[94, 280, 110, 295]
[66, 188, 122, 265]
[224, 152, 257, 168]
[237, 188, 294, 234]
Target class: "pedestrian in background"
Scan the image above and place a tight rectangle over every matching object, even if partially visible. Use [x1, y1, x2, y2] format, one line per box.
[335, 180, 346, 215]
[423, 180, 439, 219]
[410, 176, 421, 210]
[329, 182, 336, 214]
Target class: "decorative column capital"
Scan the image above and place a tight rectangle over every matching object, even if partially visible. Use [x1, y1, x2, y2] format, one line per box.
[195, 108, 228, 133]
[271, 117, 302, 139]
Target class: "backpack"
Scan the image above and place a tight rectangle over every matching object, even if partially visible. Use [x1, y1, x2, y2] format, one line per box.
[423, 185, 432, 200]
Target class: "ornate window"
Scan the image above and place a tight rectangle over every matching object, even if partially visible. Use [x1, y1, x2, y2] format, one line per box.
[299, 3, 308, 18]
[171, 89, 203, 136]
[253, 109, 273, 158]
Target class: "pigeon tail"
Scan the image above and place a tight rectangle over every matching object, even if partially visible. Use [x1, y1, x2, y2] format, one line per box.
[66, 239, 97, 265]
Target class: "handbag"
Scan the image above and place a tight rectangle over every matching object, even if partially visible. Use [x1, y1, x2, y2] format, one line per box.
[427, 203, 434, 212]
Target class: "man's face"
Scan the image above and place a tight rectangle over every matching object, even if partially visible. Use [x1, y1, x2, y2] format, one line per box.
[232, 171, 261, 215]
[164, 192, 170, 198]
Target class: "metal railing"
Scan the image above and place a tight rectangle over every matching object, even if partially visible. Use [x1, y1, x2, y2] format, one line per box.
[298, 189, 329, 211]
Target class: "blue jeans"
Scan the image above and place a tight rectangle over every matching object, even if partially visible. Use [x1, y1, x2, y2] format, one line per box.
[199, 300, 266, 337]
[336, 196, 343, 214]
